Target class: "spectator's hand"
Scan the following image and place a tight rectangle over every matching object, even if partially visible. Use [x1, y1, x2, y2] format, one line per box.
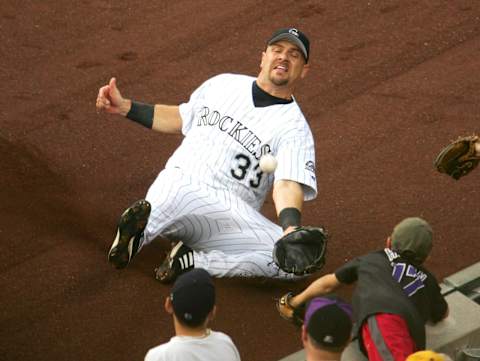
[276, 292, 305, 326]
[96, 77, 131, 116]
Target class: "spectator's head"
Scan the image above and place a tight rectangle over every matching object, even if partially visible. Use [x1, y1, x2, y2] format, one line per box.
[406, 350, 453, 361]
[389, 217, 433, 264]
[302, 296, 353, 359]
[166, 268, 215, 328]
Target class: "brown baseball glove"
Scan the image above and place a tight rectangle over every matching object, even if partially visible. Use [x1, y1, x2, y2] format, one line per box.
[434, 135, 480, 180]
[276, 292, 305, 326]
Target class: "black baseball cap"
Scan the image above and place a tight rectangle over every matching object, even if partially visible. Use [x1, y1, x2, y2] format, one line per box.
[170, 268, 215, 327]
[267, 27, 310, 62]
[304, 296, 353, 349]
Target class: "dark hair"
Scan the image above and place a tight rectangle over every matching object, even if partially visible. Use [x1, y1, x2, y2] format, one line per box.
[397, 249, 424, 265]
[308, 336, 348, 353]
[173, 304, 211, 328]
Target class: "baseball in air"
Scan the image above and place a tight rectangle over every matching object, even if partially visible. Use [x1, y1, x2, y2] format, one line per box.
[259, 154, 277, 173]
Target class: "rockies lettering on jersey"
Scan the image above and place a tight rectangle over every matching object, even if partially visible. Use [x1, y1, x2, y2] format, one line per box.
[198, 106, 270, 160]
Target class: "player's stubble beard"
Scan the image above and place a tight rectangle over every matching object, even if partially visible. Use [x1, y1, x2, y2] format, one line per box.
[269, 69, 289, 87]
[270, 76, 289, 86]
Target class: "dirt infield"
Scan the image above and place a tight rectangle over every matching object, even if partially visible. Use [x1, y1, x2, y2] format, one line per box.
[1, 1, 480, 361]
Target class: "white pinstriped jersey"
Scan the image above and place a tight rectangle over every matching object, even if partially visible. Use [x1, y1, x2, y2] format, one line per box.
[164, 73, 317, 211]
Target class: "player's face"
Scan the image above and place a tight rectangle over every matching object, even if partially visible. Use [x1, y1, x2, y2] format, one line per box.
[260, 41, 309, 88]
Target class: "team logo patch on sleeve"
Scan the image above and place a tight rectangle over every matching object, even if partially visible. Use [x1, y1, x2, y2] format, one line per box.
[305, 160, 315, 173]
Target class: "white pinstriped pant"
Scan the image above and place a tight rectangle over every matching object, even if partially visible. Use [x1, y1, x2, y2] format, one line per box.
[141, 167, 297, 279]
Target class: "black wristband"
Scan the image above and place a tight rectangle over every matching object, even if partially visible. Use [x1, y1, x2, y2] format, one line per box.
[126, 101, 154, 129]
[278, 207, 301, 230]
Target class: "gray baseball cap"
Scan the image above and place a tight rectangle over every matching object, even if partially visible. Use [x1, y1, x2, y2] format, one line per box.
[391, 217, 433, 264]
[267, 27, 310, 62]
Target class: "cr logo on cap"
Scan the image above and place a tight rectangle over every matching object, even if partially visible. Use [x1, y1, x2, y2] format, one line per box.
[288, 28, 299, 37]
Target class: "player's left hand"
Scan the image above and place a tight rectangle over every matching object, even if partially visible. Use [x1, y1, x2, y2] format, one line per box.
[282, 225, 297, 235]
[273, 226, 328, 275]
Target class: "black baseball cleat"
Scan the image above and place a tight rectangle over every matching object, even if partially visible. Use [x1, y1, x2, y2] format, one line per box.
[155, 241, 194, 283]
[108, 199, 151, 269]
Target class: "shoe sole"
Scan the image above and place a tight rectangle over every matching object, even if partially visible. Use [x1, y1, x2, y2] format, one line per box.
[108, 200, 151, 268]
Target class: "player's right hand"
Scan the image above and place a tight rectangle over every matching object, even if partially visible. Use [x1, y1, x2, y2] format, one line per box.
[96, 77, 131, 116]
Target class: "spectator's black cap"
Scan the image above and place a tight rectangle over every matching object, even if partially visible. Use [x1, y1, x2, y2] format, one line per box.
[170, 268, 215, 326]
[304, 296, 353, 348]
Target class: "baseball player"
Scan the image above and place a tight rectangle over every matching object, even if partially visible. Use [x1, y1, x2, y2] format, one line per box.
[276, 217, 449, 361]
[96, 28, 317, 282]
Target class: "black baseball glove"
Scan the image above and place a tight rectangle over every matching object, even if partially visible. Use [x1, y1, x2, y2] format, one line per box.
[273, 226, 328, 275]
